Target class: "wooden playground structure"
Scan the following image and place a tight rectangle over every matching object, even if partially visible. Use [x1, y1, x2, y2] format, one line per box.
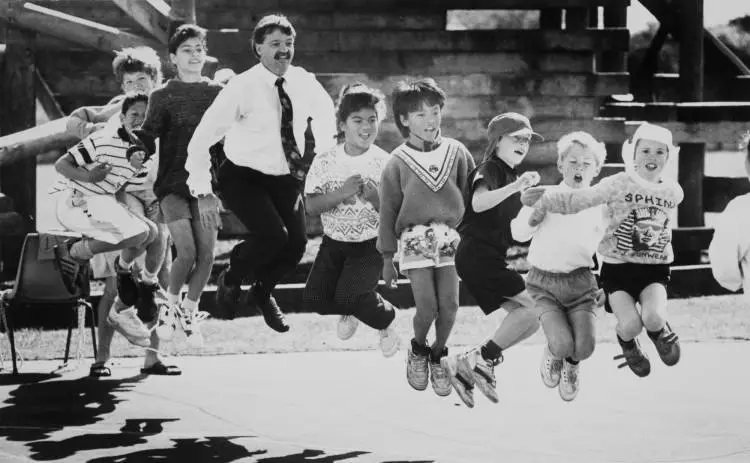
[0, 0, 747, 312]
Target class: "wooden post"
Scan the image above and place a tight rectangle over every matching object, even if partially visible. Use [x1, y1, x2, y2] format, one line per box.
[677, 0, 705, 228]
[539, 9, 563, 30]
[601, 5, 627, 72]
[0, 23, 36, 278]
[168, 0, 196, 38]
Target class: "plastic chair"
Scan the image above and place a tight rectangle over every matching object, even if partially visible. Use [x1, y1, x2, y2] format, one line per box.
[0, 233, 97, 375]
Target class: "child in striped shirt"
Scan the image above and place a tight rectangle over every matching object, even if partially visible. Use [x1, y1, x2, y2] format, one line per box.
[522, 123, 684, 378]
[511, 131, 606, 401]
[53, 92, 159, 348]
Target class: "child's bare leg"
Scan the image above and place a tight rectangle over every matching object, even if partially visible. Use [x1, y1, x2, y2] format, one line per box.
[639, 283, 668, 332]
[609, 291, 642, 341]
[143, 223, 168, 278]
[406, 268, 438, 347]
[165, 218, 196, 304]
[488, 291, 540, 350]
[540, 311, 575, 360]
[184, 217, 218, 303]
[640, 283, 680, 366]
[94, 276, 118, 363]
[569, 310, 597, 362]
[432, 266, 459, 354]
[610, 290, 651, 376]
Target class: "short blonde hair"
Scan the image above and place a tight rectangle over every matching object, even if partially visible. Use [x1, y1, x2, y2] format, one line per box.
[556, 131, 607, 166]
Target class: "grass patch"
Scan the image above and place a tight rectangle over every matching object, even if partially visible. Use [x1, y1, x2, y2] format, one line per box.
[6, 294, 749, 362]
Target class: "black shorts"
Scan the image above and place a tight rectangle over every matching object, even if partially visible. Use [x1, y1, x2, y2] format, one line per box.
[600, 262, 671, 313]
[455, 236, 526, 315]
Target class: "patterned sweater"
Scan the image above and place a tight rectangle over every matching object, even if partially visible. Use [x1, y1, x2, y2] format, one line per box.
[377, 138, 475, 257]
[537, 170, 684, 265]
[135, 78, 222, 199]
[304, 144, 389, 242]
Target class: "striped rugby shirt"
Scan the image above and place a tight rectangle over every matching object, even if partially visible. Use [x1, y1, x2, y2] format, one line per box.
[51, 126, 151, 196]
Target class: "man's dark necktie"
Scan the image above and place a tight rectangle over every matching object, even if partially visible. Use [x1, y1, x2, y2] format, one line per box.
[275, 77, 316, 181]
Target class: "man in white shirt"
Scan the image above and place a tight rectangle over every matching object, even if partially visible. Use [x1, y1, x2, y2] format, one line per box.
[185, 14, 336, 332]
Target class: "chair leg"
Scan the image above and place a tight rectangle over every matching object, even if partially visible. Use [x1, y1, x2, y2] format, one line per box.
[64, 307, 75, 364]
[87, 303, 97, 359]
[7, 313, 18, 376]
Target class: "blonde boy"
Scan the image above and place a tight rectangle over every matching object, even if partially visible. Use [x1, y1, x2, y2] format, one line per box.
[511, 131, 606, 401]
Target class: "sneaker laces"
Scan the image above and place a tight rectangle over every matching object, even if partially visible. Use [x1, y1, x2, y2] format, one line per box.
[563, 365, 578, 385]
[545, 356, 563, 374]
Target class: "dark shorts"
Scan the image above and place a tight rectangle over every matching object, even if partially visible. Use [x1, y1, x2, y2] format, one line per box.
[455, 236, 526, 315]
[600, 262, 671, 313]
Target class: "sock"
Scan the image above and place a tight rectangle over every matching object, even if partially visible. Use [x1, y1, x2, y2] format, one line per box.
[481, 340, 503, 361]
[181, 298, 198, 313]
[167, 292, 180, 305]
[647, 328, 664, 341]
[566, 357, 580, 365]
[69, 240, 94, 261]
[430, 347, 448, 363]
[112, 296, 128, 312]
[410, 338, 430, 356]
[141, 269, 158, 285]
[118, 255, 134, 271]
[617, 334, 636, 349]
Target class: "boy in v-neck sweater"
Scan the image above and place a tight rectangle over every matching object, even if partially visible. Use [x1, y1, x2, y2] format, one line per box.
[377, 78, 475, 398]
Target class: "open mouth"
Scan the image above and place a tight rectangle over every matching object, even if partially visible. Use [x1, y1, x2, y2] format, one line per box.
[514, 149, 525, 156]
[573, 174, 583, 183]
[645, 162, 658, 171]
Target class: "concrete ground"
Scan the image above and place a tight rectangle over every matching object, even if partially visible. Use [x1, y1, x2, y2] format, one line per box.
[0, 342, 748, 463]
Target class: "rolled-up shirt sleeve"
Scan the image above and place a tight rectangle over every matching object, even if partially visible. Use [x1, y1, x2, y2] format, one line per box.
[186, 80, 244, 197]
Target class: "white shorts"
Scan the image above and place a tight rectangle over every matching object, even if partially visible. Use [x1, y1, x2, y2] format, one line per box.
[397, 222, 460, 271]
[56, 190, 149, 245]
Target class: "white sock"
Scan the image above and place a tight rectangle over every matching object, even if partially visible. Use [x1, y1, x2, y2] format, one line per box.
[142, 269, 158, 284]
[167, 292, 180, 305]
[181, 298, 198, 313]
[112, 296, 128, 312]
[118, 255, 134, 270]
[69, 240, 94, 261]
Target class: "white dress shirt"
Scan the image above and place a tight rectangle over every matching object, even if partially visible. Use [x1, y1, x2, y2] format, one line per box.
[185, 63, 337, 196]
[511, 182, 606, 273]
[709, 193, 750, 295]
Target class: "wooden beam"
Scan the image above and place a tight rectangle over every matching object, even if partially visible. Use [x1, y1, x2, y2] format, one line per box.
[35, 68, 65, 121]
[206, 29, 630, 54]
[195, 0, 630, 11]
[111, 0, 171, 44]
[0, 118, 78, 167]
[0, 2, 161, 54]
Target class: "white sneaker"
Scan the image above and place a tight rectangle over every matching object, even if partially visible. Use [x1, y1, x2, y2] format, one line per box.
[406, 343, 430, 391]
[559, 359, 581, 402]
[440, 354, 474, 408]
[337, 315, 359, 340]
[378, 326, 400, 357]
[460, 348, 500, 404]
[540, 345, 563, 388]
[155, 302, 178, 341]
[429, 358, 453, 397]
[179, 307, 209, 349]
[107, 307, 150, 347]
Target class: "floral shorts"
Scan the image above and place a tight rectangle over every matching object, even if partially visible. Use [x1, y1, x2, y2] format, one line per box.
[397, 222, 460, 271]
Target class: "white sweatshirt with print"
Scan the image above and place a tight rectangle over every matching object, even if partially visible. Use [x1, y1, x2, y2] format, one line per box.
[708, 193, 750, 294]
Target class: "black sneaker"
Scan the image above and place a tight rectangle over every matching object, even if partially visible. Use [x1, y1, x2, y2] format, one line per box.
[114, 256, 139, 307]
[54, 239, 86, 294]
[215, 269, 242, 319]
[252, 291, 289, 333]
[651, 323, 681, 366]
[614, 338, 651, 377]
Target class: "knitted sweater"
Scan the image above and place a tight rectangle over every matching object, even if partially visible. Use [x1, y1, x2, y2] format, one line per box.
[377, 138, 475, 257]
[537, 170, 684, 264]
[135, 78, 222, 199]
